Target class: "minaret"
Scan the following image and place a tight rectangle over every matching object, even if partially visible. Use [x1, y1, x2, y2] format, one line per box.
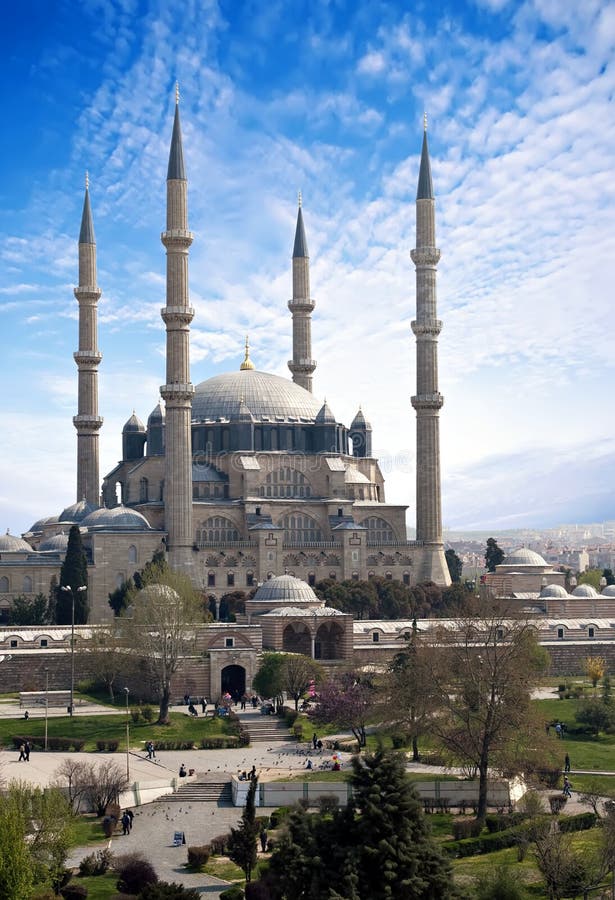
[73, 173, 103, 507]
[288, 192, 316, 392]
[410, 117, 450, 585]
[160, 84, 195, 572]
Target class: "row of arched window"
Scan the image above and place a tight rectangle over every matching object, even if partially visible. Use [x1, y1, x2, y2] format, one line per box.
[195, 514, 397, 546]
[0, 575, 33, 593]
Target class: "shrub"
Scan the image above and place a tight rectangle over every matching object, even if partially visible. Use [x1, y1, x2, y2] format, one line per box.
[79, 849, 113, 877]
[485, 813, 527, 834]
[107, 739, 119, 752]
[115, 853, 158, 894]
[219, 888, 245, 900]
[390, 731, 410, 749]
[130, 708, 142, 724]
[61, 884, 89, 899]
[96, 740, 106, 752]
[474, 864, 529, 899]
[284, 709, 298, 727]
[317, 794, 339, 815]
[72, 739, 86, 751]
[220, 887, 245, 900]
[535, 767, 561, 788]
[209, 834, 229, 855]
[186, 845, 210, 868]
[269, 806, 291, 829]
[139, 882, 200, 899]
[453, 819, 483, 840]
[141, 706, 154, 722]
[559, 811, 597, 833]
[548, 794, 567, 815]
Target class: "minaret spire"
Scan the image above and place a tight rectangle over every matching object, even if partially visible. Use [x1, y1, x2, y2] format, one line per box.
[288, 194, 316, 392]
[410, 123, 450, 585]
[73, 176, 103, 506]
[160, 91, 195, 572]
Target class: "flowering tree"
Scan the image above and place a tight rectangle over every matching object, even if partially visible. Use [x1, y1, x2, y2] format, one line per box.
[310, 670, 377, 748]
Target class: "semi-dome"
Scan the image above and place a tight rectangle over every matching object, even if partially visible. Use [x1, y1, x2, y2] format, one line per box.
[192, 370, 323, 423]
[571, 584, 599, 598]
[503, 548, 547, 567]
[39, 533, 70, 552]
[81, 505, 152, 530]
[252, 574, 319, 604]
[0, 532, 32, 552]
[59, 499, 99, 523]
[28, 515, 60, 533]
[602, 585, 615, 597]
[539, 584, 568, 599]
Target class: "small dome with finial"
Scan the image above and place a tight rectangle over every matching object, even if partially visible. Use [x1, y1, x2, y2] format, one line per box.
[123, 411, 145, 433]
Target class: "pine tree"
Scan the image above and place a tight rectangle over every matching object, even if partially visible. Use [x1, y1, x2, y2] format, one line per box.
[228, 777, 259, 882]
[485, 537, 504, 573]
[350, 749, 456, 899]
[56, 525, 89, 624]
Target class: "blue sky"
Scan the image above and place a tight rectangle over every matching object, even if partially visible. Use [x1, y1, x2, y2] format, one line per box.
[1, 0, 615, 537]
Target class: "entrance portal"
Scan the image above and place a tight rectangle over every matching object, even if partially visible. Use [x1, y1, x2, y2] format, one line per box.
[221, 664, 246, 702]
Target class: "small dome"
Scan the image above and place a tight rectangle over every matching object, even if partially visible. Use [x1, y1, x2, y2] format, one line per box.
[123, 412, 145, 433]
[81, 505, 152, 530]
[28, 515, 59, 533]
[39, 533, 70, 552]
[147, 402, 165, 425]
[503, 548, 547, 567]
[602, 585, 615, 597]
[252, 574, 319, 605]
[59, 499, 99, 524]
[539, 584, 568, 599]
[572, 584, 599, 598]
[0, 531, 32, 552]
[315, 400, 336, 424]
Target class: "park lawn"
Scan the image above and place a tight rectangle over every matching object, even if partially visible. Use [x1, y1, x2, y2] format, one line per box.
[69, 813, 109, 847]
[0, 710, 236, 751]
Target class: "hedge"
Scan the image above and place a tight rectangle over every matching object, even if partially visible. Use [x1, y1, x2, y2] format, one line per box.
[443, 812, 598, 859]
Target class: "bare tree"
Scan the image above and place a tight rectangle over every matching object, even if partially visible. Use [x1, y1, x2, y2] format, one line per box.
[80, 624, 131, 701]
[427, 607, 549, 823]
[385, 622, 436, 761]
[281, 654, 323, 711]
[121, 571, 202, 724]
[80, 760, 129, 817]
[52, 758, 89, 813]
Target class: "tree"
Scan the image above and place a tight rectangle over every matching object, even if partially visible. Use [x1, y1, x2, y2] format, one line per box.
[57, 525, 89, 624]
[310, 670, 377, 748]
[228, 777, 259, 882]
[78, 759, 129, 816]
[577, 568, 605, 591]
[578, 778, 614, 817]
[252, 653, 286, 710]
[0, 791, 34, 899]
[121, 570, 202, 724]
[81, 624, 130, 701]
[575, 699, 614, 735]
[484, 537, 504, 573]
[445, 548, 463, 582]
[260, 750, 458, 899]
[52, 759, 90, 813]
[386, 622, 436, 761]
[108, 576, 135, 616]
[7, 783, 74, 890]
[585, 655, 606, 690]
[280, 654, 323, 711]
[532, 826, 594, 900]
[604, 568, 615, 586]
[8, 593, 51, 626]
[427, 608, 549, 822]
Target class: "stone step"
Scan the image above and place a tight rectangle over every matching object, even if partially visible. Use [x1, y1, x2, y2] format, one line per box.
[155, 781, 232, 803]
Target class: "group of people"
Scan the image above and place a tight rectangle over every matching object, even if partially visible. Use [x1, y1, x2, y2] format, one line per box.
[145, 741, 156, 760]
[183, 694, 208, 716]
[17, 741, 31, 762]
[238, 765, 257, 781]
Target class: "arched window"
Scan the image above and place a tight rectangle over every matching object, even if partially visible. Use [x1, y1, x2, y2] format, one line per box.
[261, 467, 312, 499]
[0, 576, 9, 592]
[280, 513, 323, 544]
[361, 516, 396, 544]
[128, 545, 137, 564]
[22, 575, 32, 593]
[139, 477, 149, 503]
[196, 517, 240, 545]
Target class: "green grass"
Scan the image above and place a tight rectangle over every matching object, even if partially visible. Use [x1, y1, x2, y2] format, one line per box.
[0, 710, 237, 751]
[535, 698, 615, 773]
[69, 814, 109, 847]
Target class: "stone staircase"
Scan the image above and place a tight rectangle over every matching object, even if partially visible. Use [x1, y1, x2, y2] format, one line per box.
[239, 710, 293, 744]
[155, 778, 232, 804]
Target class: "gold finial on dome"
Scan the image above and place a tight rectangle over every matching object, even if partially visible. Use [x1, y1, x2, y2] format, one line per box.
[240, 335, 255, 371]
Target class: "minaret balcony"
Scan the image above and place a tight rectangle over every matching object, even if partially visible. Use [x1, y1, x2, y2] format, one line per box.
[411, 393, 444, 410]
[287, 298, 315, 312]
[160, 383, 195, 402]
[410, 248, 441, 266]
[161, 229, 193, 247]
[73, 414, 103, 430]
[161, 306, 195, 326]
[288, 358, 316, 373]
[73, 350, 103, 364]
[73, 286, 102, 300]
[411, 320, 442, 337]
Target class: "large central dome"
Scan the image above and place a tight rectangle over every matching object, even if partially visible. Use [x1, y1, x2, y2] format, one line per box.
[192, 369, 323, 422]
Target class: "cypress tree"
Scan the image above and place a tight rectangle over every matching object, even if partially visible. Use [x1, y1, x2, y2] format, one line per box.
[56, 525, 89, 624]
[228, 777, 259, 882]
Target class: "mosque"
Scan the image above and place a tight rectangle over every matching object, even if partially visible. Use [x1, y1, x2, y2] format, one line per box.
[0, 96, 450, 627]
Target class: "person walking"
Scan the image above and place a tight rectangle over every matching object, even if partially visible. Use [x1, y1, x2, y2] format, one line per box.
[563, 776, 572, 798]
[126, 809, 134, 831]
[24, 740, 31, 762]
[201, 697, 206, 715]
[260, 828, 268, 853]
[564, 753, 571, 773]
[121, 812, 131, 835]
[18, 743, 26, 762]
[312, 732, 318, 750]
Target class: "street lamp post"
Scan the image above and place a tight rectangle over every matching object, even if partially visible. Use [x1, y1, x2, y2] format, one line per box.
[44, 667, 49, 751]
[60, 585, 86, 717]
[124, 687, 130, 782]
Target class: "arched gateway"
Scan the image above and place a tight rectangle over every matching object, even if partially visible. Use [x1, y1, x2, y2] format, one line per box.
[221, 664, 246, 701]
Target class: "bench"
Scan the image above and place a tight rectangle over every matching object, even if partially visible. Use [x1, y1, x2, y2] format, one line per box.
[19, 691, 74, 709]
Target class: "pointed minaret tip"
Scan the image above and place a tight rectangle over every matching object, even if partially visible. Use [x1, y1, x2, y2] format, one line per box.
[292, 195, 309, 258]
[298, 189, 302, 208]
[85, 170, 89, 190]
[417, 118, 434, 201]
[175, 80, 180, 105]
[167, 87, 186, 181]
[79, 176, 96, 244]
[423, 110, 428, 132]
